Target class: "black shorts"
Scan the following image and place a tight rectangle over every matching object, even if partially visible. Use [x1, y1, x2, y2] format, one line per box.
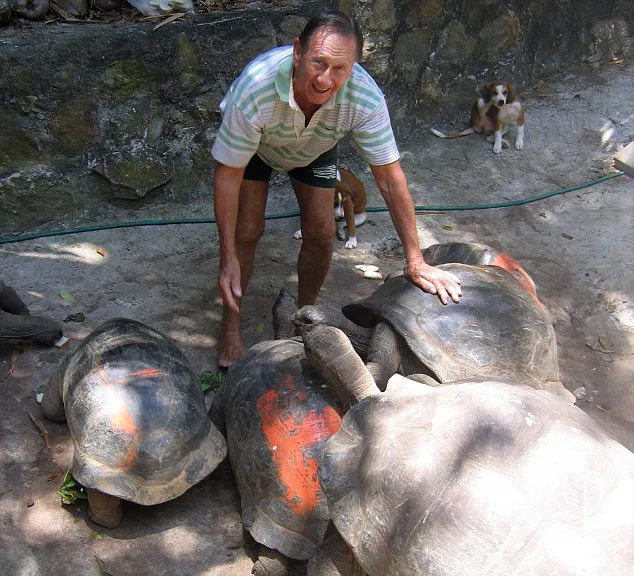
[243, 145, 338, 189]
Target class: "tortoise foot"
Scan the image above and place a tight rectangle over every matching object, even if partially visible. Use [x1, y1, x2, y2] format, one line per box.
[87, 489, 123, 529]
[252, 547, 289, 576]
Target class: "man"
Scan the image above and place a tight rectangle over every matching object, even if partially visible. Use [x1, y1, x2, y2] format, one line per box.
[212, 10, 461, 368]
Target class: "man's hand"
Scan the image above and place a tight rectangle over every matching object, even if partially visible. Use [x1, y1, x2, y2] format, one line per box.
[406, 260, 462, 304]
[217, 255, 242, 314]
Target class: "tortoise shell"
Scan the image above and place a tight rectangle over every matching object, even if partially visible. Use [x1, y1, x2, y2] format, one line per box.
[319, 378, 634, 576]
[54, 318, 226, 505]
[343, 263, 559, 389]
[220, 339, 342, 560]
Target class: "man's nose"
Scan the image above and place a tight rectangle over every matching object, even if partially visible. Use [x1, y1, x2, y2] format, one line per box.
[317, 68, 332, 86]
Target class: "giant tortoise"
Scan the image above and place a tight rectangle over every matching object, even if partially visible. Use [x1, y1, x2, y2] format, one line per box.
[211, 337, 343, 575]
[41, 317, 227, 528]
[210, 339, 341, 576]
[293, 242, 573, 401]
[303, 325, 634, 576]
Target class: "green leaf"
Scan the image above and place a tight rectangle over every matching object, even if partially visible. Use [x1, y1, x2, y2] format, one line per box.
[200, 370, 223, 393]
[442, 224, 453, 231]
[598, 336, 610, 351]
[255, 322, 265, 333]
[59, 289, 76, 303]
[58, 469, 87, 505]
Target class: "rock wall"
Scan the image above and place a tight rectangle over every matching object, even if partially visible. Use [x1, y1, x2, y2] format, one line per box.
[0, 0, 631, 236]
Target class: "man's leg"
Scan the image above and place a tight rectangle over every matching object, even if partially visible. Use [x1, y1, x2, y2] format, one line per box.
[291, 177, 336, 307]
[218, 178, 269, 368]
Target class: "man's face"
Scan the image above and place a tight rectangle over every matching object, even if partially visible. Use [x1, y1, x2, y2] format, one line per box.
[292, 29, 357, 112]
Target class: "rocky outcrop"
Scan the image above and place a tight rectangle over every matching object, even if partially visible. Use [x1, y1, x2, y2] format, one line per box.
[0, 0, 630, 236]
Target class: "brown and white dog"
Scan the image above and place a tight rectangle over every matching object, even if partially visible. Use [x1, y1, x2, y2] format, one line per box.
[431, 80, 525, 154]
[294, 168, 367, 249]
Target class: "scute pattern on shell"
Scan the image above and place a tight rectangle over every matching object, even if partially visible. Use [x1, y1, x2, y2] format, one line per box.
[319, 378, 634, 576]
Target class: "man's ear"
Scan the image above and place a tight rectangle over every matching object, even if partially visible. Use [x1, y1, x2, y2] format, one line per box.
[293, 38, 302, 68]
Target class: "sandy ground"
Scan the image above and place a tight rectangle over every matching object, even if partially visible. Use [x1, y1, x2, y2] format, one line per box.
[1, 61, 633, 575]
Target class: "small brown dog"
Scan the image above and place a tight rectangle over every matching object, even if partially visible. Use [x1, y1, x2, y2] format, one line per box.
[431, 80, 525, 154]
[294, 168, 367, 249]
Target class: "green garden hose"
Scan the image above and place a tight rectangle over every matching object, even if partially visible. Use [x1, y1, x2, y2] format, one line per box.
[0, 171, 626, 245]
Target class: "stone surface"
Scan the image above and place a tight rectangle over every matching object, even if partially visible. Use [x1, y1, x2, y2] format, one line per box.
[1, 0, 630, 237]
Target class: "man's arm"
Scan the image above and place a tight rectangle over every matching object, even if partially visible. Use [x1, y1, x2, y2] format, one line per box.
[214, 163, 247, 313]
[370, 161, 462, 304]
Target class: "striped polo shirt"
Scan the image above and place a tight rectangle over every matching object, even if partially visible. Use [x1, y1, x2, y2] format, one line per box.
[211, 45, 400, 171]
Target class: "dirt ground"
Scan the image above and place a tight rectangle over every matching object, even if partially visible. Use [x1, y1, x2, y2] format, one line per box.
[1, 61, 633, 576]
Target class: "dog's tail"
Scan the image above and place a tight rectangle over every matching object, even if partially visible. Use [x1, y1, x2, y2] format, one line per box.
[430, 127, 475, 139]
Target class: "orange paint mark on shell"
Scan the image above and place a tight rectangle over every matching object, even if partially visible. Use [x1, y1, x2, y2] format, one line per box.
[128, 368, 162, 379]
[256, 374, 341, 516]
[491, 253, 544, 308]
[99, 367, 163, 471]
[119, 432, 140, 471]
[111, 407, 137, 435]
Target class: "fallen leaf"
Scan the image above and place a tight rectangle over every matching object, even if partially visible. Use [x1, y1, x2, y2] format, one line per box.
[442, 224, 453, 231]
[586, 340, 614, 354]
[24, 409, 50, 450]
[59, 289, 76, 303]
[96, 248, 106, 257]
[1, 347, 21, 382]
[48, 469, 63, 482]
[598, 336, 611, 351]
[94, 554, 114, 576]
[152, 11, 185, 31]
[92, 531, 103, 541]
[200, 370, 223, 393]
[255, 322, 265, 333]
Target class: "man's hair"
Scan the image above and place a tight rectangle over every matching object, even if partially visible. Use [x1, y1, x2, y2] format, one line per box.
[298, 10, 364, 60]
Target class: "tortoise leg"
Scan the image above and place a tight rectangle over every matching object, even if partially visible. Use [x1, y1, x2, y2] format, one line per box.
[40, 355, 70, 422]
[0, 281, 30, 315]
[272, 289, 299, 340]
[87, 488, 123, 529]
[252, 546, 289, 576]
[0, 310, 63, 345]
[308, 529, 367, 576]
[365, 322, 401, 391]
[544, 380, 577, 403]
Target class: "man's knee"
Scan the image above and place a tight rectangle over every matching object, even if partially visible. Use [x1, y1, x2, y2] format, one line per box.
[236, 220, 265, 245]
[299, 221, 336, 246]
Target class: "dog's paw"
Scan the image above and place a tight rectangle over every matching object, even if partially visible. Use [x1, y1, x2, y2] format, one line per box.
[293, 229, 302, 240]
[492, 143, 502, 154]
[345, 236, 358, 249]
[515, 139, 524, 150]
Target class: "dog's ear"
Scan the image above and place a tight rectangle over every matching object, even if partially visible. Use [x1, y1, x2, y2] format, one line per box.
[480, 81, 493, 101]
[506, 83, 516, 103]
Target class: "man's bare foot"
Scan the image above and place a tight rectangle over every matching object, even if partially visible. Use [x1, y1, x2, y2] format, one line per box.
[218, 308, 245, 368]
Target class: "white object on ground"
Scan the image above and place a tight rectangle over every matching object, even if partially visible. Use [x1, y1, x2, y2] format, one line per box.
[354, 264, 379, 272]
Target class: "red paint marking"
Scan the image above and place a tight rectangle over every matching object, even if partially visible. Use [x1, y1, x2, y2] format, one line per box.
[256, 374, 341, 516]
[97, 367, 164, 471]
[491, 253, 544, 308]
